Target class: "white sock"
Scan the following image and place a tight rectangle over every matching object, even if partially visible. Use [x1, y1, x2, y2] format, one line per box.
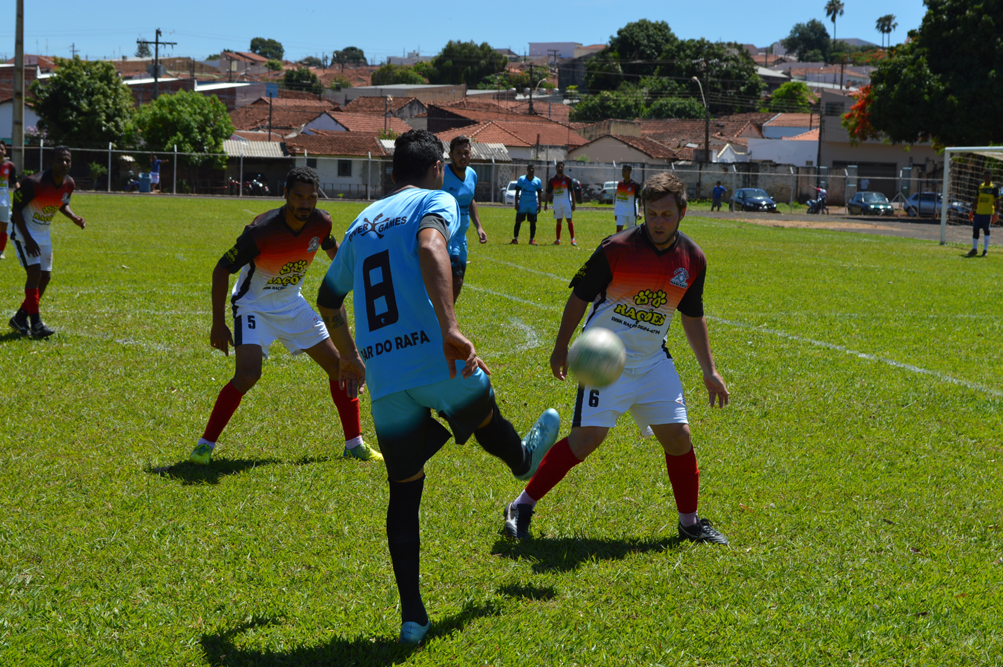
[344, 435, 363, 450]
[984, 236, 990, 251]
[974, 238, 980, 250]
[679, 511, 699, 527]
[514, 490, 538, 508]
[197, 438, 215, 450]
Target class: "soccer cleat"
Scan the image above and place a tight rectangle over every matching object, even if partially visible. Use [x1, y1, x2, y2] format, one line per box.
[0, 251, 5, 259]
[528, 239, 538, 246]
[509, 238, 518, 245]
[503, 501, 534, 540]
[343, 441, 384, 461]
[400, 619, 431, 645]
[553, 239, 561, 245]
[571, 239, 578, 246]
[678, 517, 730, 545]
[983, 249, 988, 257]
[515, 409, 560, 481]
[967, 248, 979, 257]
[29, 321, 55, 339]
[189, 441, 214, 465]
[9, 314, 28, 336]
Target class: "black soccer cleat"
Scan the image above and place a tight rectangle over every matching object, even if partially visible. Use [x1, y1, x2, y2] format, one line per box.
[678, 517, 729, 545]
[29, 321, 55, 339]
[503, 502, 534, 541]
[982, 249, 988, 257]
[966, 248, 979, 257]
[9, 316, 28, 336]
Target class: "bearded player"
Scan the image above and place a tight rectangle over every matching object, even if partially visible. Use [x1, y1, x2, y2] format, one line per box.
[503, 171, 731, 545]
[189, 166, 382, 465]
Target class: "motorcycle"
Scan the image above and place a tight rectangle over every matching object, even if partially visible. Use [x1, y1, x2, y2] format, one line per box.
[243, 174, 270, 197]
[806, 190, 829, 215]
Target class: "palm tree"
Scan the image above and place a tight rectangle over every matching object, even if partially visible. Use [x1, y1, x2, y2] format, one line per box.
[826, 0, 846, 46]
[875, 14, 899, 49]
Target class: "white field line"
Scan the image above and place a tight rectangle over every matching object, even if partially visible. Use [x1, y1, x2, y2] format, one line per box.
[708, 316, 1003, 397]
[478, 256, 568, 282]
[508, 318, 541, 354]
[61, 328, 178, 353]
[463, 284, 561, 311]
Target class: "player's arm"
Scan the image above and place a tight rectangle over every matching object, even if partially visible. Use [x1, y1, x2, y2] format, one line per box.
[550, 293, 590, 380]
[317, 247, 366, 398]
[514, 185, 521, 210]
[469, 199, 487, 243]
[60, 204, 85, 229]
[209, 259, 235, 356]
[680, 315, 728, 408]
[10, 186, 39, 256]
[417, 223, 489, 379]
[545, 180, 553, 209]
[322, 234, 338, 261]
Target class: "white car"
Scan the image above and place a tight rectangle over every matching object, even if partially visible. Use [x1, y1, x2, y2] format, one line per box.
[500, 180, 518, 205]
[599, 181, 617, 204]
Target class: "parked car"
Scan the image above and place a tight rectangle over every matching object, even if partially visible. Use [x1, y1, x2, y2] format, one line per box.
[904, 192, 972, 220]
[599, 181, 617, 204]
[847, 191, 894, 216]
[501, 180, 518, 205]
[729, 188, 778, 212]
[571, 178, 583, 204]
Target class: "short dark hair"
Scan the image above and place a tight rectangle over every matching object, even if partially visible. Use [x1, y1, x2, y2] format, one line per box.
[641, 172, 687, 210]
[52, 145, 71, 160]
[286, 166, 320, 191]
[622, 164, 632, 171]
[394, 129, 444, 182]
[449, 135, 471, 153]
[556, 160, 565, 167]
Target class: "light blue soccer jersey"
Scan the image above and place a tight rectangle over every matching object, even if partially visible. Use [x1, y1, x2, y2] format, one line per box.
[322, 187, 460, 400]
[442, 165, 477, 261]
[517, 176, 542, 213]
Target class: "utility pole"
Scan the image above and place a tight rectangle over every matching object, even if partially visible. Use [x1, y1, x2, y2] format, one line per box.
[70, 43, 77, 58]
[137, 28, 177, 100]
[12, 0, 25, 172]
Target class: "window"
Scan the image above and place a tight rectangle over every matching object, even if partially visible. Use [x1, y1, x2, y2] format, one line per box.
[307, 158, 317, 168]
[824, 102, 845, 117]
[338, 160, 352, 177]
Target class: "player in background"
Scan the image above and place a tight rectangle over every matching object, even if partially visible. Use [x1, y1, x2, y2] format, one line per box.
[510, 164, 543, 245]
[190, 166, 382, 466]
[0, 141, 18, 260]
[544, 161, 577, 246]
[7, 146, 85, 339]
[502, 171, 731, 546]
[150, 154, 168, 193]
[318, 130, 560, 644]
[441, 135, 487, 302]
[711, 181, 726, 212]
[967, 169, 999, 257]
[614, 164, 642, 232]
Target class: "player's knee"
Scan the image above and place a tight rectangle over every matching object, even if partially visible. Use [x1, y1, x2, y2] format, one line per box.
[567, 427, 606, 459]
[657, 424, 692, 456]
[232, 368, 261, 391]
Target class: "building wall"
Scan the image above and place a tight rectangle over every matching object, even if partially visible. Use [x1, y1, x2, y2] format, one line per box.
[568, 138, 656, 164]
[747, 138, 818, 166]
[0, 101, 41, 143]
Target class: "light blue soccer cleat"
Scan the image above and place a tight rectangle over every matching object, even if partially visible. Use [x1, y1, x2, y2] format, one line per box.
[515, 408, 560, 481]
[400, 619, 431, 645]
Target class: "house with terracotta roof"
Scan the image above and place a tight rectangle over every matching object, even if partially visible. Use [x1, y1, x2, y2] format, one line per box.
[219, 51, 270, 77]
[568, 135, 678, 165]
[762, 113, 819, 138]
[341, 96, 427, 120]
[436, 118, 587, 161]
[285, 132, 387, 199]
[301, 111, 412, 135]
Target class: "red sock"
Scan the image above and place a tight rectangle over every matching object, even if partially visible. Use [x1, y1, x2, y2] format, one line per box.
[0, 231, 7, 253]
[330, 378, 362, 440]
[202, 381, 244, 442]
[525, 438, 581, 501]
[568, 220, 575, 239]
[665, 448, 699, 514]
[555, 222, 562, 240]
[22, 288, 39, 315]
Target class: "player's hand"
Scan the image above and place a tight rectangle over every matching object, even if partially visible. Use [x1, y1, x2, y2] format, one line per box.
[210, 322, 235, 357]
[993, 214, 1000, 226]
[550, 346, 569, 381]
[24, 236, 40, 257]
[969, 211, 974, 222]
[339, 353, 367, 398]
[477, 228, 488, 244]
[704, 371, 729, 408]
[73, 216, 86, 229]
[572, 203, 576, 212]
[442, 327, 490, 379]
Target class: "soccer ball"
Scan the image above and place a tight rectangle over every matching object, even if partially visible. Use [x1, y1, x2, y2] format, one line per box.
[567, 328, 626, 387]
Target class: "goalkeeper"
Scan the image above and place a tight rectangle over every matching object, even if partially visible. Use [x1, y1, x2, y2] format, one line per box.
[968, 169, 1000, 257]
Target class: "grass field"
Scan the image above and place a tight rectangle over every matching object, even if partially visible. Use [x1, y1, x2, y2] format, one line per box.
[2, 195, 1001, 666]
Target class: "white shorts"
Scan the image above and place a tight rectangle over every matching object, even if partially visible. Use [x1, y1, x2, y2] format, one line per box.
[12, 237, 54, 271]
[572, 356, 687, 436]
[553, 199, 573, 219]
[616, 215, 637, 228]
[233, 298, 329, 359]
[0, 194, 10, 223]
[150, 172, 160, 185]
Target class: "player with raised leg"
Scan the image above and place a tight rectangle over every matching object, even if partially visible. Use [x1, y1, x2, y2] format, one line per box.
[190, 166, 381, 465]
[503, 172, 731, 545]
[317, 130, 560, 645]
[545, 161, 577, 246]
[967, 169, 999, 257]
[441, 135, 487, 302]
[7, 146, 85, 339]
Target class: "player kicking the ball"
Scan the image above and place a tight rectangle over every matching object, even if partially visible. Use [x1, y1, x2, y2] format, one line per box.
[190, 166, 381, 465]
[503, 171, 731, 545]
[318, 129, 560, 644]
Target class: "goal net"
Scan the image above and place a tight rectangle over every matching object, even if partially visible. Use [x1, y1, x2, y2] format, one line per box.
[941, 146, 1003, 241]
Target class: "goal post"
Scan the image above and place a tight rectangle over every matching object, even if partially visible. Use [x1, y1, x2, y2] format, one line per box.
[941, 146, 1003, 245]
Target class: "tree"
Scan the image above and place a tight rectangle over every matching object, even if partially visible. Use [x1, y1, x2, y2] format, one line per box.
[329, 75, 352, 91]
[825, 0, 846, 45]
[569, 89, 646, 122]
[371, 63, 427, 85]
[427, 41, 507, 87]
[29, 56, 136, 148]
[332, 47, 366, 70]
[662, 39, 764, 114]
[299, 56, 323, 68]
[134, 90, 234, 168]
[764, 81, 815, 113]
[781, 19, 832, 62]
[875, 14, 898, 48]
[841, 85, 877, 145]
[283, 67, 323, 94]
[135, 40, 151, 58]
[265, 59, 283, 72]
[249, 37, 284, 61]
[864, 0, 1003, 146]
[645, 96, 706, 119]
[586, 19, 678, 91]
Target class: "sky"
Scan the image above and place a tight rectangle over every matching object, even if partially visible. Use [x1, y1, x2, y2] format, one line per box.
[1, 0, 926, 65]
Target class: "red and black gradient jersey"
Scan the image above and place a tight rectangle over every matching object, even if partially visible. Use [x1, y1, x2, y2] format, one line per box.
[11, 169, 74, 242]
[613, 179, 641, 216]
[571, 226, 706, 368]
[222, 206, 337, 314]
[0, 160, 16, 190]
[547, 175, 574, 205]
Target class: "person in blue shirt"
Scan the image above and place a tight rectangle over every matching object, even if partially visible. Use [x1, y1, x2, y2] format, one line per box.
[441, 135, 487, 302]
[149, 153, 168, 193]
[711, 181, 726, 211]
[510, 164, 543, 245]
[317, 130, 560, 645]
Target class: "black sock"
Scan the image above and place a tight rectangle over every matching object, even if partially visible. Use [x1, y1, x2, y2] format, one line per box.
[513, 220, 522, 238]
[28, 311, 40, 327]
[473, 400, 528, 476]
[387, 476, 428, 626]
